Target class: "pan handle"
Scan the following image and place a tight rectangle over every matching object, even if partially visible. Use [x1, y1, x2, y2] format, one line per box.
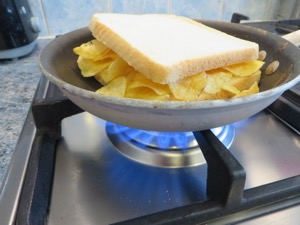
[282, 29, 300, 46]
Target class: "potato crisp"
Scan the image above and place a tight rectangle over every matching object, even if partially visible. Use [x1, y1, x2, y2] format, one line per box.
[74, 39, 264, 101]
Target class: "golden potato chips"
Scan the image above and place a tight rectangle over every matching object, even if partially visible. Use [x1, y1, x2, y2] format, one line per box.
[204, 69, 232, 94]
[74, 39, 264, 101]
[74, 39, 113, 61]
[77, 56, 112, 77]
[96, 76, 127, 97]
[169, 72, 206, 100]
[127, 71, 170, 96]
[223, 61, 264, 77]
[233, 82, 259, 98]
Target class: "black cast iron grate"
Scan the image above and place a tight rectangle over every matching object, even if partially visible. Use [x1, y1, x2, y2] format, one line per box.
[15, 77, 300, 225]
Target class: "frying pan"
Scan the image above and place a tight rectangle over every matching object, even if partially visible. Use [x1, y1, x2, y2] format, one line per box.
[39, 20, 300, 132]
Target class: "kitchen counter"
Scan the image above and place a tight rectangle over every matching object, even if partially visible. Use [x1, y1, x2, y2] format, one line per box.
[0, 38, 53, 188]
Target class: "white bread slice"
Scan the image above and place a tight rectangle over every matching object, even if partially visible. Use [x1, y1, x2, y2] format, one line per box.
[89, 13, 259, 84]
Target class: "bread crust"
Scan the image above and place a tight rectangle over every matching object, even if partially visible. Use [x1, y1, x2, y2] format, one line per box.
[89, 13, 259, 84]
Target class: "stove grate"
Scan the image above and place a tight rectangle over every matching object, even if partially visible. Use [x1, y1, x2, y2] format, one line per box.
[15, 95, 300, 225]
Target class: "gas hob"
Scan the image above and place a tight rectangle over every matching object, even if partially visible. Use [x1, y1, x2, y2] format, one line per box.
[0, 71, 299, 225]
[0, 20, 300, 225]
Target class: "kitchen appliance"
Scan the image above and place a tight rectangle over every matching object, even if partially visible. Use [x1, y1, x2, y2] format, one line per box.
[0, 20, 300, 225]
[0, 0, 40, 59]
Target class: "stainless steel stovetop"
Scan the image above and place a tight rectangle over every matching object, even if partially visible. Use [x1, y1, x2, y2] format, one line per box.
[48, 104, 300, 225]
[0, 74, 299, 225]
[0, 19, 300, 225]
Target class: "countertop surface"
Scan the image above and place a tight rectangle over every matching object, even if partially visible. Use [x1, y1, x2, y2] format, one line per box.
[0, 38, 52, 188]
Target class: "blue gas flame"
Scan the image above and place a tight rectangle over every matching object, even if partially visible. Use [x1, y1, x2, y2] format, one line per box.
[106, 122, 195, 150]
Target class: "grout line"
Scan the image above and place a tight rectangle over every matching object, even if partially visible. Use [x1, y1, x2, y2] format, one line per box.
[39, 0, 50, 35]
[219, 0, 225, 21]
[272, 0, 282, 19]
[275, 0, 283, 19]
[108, 0, 113, 13]
[265, 0, 271, 19]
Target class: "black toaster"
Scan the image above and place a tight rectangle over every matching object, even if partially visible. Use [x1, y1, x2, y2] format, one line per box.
[0, 0, 40, 59]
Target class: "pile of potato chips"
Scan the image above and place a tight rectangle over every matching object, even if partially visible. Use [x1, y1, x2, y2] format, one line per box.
[74, 39, 264, 101]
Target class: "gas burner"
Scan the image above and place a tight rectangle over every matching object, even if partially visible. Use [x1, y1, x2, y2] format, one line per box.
[106, 123, 235, 168]
[121, 129, 198, 150]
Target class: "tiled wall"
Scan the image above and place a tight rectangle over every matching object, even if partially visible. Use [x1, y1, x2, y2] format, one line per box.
[28, 0, 287, 36]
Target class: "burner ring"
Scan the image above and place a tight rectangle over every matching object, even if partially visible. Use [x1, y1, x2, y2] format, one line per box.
[106, 123, 235, 168]
[123, 130, 198, 150]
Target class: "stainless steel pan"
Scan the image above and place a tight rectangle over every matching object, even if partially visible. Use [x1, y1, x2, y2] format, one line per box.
[39, 20, 300, 132]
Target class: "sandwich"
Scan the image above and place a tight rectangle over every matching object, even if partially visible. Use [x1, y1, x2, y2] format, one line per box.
[73, 13, 264, 101]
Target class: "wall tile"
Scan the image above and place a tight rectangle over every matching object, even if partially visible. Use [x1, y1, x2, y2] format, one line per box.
[171, 0, 223, 20]
[27, 0, 287, 36]
[276, 0, 294, 19]
[221, 0, 281, 22]
[112, 0, 169, 14]
[266, 0, 281, 19]
[27, 0, 48, 36]
[41, 0, 110, 35]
